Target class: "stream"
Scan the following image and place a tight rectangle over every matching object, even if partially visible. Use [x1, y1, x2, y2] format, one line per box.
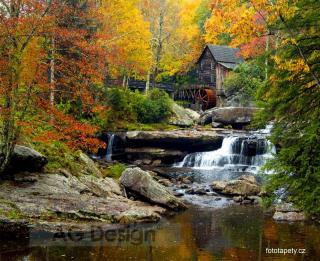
[1, 126, 319, 260]
[0, 206, 319, 260]
[166, 125, 276, 207]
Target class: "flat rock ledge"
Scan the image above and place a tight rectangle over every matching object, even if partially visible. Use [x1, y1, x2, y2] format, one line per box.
[125, 129, 251, 152]
[0, 171, 167, 234]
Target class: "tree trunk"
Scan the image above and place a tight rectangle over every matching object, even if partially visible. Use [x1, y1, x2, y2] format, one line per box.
[152, 2, 165, 88]
[0, 96, 15, 174]
[49, 37, 55, 108]
[265, 32, 269, 80]
[145, 71, 150, 94]
[0, 55, 20, 174]
[122, 75, 127, 88]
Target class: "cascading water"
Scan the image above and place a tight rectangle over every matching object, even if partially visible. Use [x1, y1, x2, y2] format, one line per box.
[172, 125, 276, 207]
[106, 134, 115, 161]
[176, 126, 276, 175]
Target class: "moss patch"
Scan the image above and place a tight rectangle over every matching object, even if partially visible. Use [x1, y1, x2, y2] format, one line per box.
[0, 199, 23, 219]
[101, 163, 127, 179]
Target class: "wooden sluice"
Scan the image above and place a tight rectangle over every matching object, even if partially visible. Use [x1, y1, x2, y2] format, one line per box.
[174, 85, 217, 110]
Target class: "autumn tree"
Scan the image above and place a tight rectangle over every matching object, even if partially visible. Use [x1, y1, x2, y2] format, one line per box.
[32, 0, 107, 151]
[205, 0, 273, 58]
[140, 0, 202, 86]
[0, 0, 107, 173]
[0, 0, 54, 173]
[194, 0, 211, 33]
[99, 0, 152, 86]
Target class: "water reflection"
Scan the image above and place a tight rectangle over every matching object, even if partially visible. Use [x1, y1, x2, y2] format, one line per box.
[0, 205, 319, 261]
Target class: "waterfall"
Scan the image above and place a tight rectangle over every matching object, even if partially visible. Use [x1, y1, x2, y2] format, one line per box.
[106, 134, 115, 161]
[176, 126, 276, 174]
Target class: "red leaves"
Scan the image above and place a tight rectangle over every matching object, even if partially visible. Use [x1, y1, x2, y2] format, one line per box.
[34, 100, 105, 152]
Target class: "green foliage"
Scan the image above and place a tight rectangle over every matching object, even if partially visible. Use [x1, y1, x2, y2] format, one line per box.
[262, 121, 320, 216]
[123, 122, 177, 131]
[33, 141, 82, 175]
[6, 208, 21, 219]
[103, 87, 173, 129]
[159, 68, 198, 87]
[217, 32, 232, 46]
[257, 0, 320, 217]
[133, 88, 172, 123]
[194, 0, 211, 33]
[224, 61, 265, 106]
[104, 163, 127, 179]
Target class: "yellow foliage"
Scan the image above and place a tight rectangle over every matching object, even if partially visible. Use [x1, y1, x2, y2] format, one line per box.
[99, 0, 152, 78]
[159, 0, 203, 77]
[205, 0, 267, 51]
[273, 55, 310, 76]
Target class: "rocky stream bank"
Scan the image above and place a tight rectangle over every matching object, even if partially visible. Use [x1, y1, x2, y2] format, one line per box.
[0, 144, 306, 238]
[0, 112, 308, 236]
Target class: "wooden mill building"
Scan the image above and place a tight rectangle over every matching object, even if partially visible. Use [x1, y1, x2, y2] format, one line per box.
[175, 44, 243, 110]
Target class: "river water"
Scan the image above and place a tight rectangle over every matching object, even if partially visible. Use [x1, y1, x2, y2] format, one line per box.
[0, 205, 319, 260]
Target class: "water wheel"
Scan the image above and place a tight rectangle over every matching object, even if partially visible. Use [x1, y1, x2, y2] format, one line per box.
[195, 88, 216, 110]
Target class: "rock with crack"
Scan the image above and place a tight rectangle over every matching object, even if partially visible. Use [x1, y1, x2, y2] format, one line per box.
[273, 211, 306, 222]
[77, 152, 102, 177]
[198, 108, 216, 125]
[125, 147, 186, 165]
[158, 179, 173, 187]
[120, 167, 187, 210]
[79, 175, 122, 197]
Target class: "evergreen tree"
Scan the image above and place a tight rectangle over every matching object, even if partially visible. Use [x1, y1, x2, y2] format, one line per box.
[257, 0, 320, 216]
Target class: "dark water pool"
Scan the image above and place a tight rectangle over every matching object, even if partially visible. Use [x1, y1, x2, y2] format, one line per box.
[0, 205, 319, 261]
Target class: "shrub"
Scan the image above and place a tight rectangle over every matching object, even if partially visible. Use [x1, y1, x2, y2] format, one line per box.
[224, 62, 265, 106]
[105, 163, 127, 179]
[104, 87, 173, 126]
[32, 141, 82, 175]
[132, 89, 172, 123]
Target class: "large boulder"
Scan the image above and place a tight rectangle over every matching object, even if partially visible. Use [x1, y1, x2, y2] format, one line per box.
[211, 175, 261, 196]
[120, 167, 187, 210]
[185, 108, 201, 122]
[212, 107, 260, 128]
[169, 103, 200, 127]
[7, 145, 48, 173]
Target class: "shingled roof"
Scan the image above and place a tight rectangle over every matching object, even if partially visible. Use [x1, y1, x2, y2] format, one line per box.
[197, 44, 243, 65]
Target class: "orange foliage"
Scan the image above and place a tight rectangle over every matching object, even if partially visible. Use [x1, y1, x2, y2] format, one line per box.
[205, 0, 272, 58]
[34, 100, 105, 152]
[0, 0, 107, 154]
